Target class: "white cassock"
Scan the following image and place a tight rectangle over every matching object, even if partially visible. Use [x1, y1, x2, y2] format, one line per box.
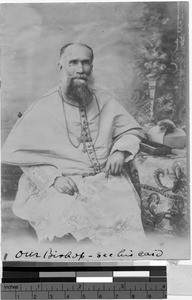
[2, 86, 146, 244]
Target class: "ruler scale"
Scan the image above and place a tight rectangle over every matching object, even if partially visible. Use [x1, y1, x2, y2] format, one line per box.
[1, 264, 167, 299]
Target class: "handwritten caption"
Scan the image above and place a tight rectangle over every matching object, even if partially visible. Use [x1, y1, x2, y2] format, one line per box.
[15, 248, 163, 261]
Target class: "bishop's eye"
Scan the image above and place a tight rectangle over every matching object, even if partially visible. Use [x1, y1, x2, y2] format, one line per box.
[82, 60, 91, 66]
[69, 60, 78, 66]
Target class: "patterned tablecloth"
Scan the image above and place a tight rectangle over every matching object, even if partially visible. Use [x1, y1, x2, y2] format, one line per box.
[134, 151, 189, 237]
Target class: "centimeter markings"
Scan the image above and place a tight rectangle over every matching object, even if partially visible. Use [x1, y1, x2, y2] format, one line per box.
[2, 288, 167, 299]
[2, 290, 167, 299]
[1, 281, 167, 299]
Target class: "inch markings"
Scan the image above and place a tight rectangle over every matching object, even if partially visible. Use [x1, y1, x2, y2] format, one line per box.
[1, 281, 167, 299]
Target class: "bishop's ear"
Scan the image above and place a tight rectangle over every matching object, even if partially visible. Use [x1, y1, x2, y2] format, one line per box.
[58, 63, 63, 71]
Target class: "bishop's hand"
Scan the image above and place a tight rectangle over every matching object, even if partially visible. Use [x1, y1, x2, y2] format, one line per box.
[105, 150, 127, 178]
[53, 176, 79, 196]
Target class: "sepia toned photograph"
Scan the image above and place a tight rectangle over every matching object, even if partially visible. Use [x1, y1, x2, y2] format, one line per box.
[1, 2, 190, 261]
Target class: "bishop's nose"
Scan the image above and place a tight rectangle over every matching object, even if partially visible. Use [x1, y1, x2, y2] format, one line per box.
[76, 62, 84, 73]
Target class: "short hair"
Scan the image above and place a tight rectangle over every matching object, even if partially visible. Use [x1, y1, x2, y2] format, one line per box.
[60, 43, 94, 61]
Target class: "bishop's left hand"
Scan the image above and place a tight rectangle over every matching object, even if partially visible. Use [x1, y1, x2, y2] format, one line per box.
[105, 150, 126, 178]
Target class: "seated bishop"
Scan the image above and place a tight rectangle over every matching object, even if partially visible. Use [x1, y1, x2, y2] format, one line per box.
[2, 43, 146, 245]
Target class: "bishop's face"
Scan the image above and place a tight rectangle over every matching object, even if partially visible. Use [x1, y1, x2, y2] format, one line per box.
[59, 44, 93, 87]
[59, 44, 94, 105]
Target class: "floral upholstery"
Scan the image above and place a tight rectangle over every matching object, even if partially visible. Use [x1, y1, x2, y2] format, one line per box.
[129, 152, 189, 237]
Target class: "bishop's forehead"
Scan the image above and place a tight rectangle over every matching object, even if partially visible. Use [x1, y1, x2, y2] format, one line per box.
[61, 44, 94, 61]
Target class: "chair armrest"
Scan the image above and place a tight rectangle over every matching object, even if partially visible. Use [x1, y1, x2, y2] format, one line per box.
[124, 159, 141, 198]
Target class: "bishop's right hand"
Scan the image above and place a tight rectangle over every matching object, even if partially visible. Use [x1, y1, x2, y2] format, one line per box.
[53, 176, 79, 196]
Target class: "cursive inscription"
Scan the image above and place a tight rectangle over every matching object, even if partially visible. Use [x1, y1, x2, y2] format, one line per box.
[15, 250, 41, 259]
[43, 248, 85, 261]
[138, 249, 163, 257]
[117, 249, 133, 257]
[15, 248, 164, 260]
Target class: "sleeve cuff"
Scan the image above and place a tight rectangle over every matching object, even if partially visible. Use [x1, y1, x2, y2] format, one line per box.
[21, 165, 62, 190]
[43, 167, 62, 189]
[110, 135, 140, 162]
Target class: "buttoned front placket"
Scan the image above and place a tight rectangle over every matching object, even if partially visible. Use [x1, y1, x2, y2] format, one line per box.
[79, 105, 101, 174]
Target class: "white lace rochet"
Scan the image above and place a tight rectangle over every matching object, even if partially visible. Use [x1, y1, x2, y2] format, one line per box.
[13, 172, 145, 245]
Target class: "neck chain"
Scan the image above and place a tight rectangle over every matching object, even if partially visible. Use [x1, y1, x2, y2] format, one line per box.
[63, 102, 84, 149]
[59, 88, 100, 150]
